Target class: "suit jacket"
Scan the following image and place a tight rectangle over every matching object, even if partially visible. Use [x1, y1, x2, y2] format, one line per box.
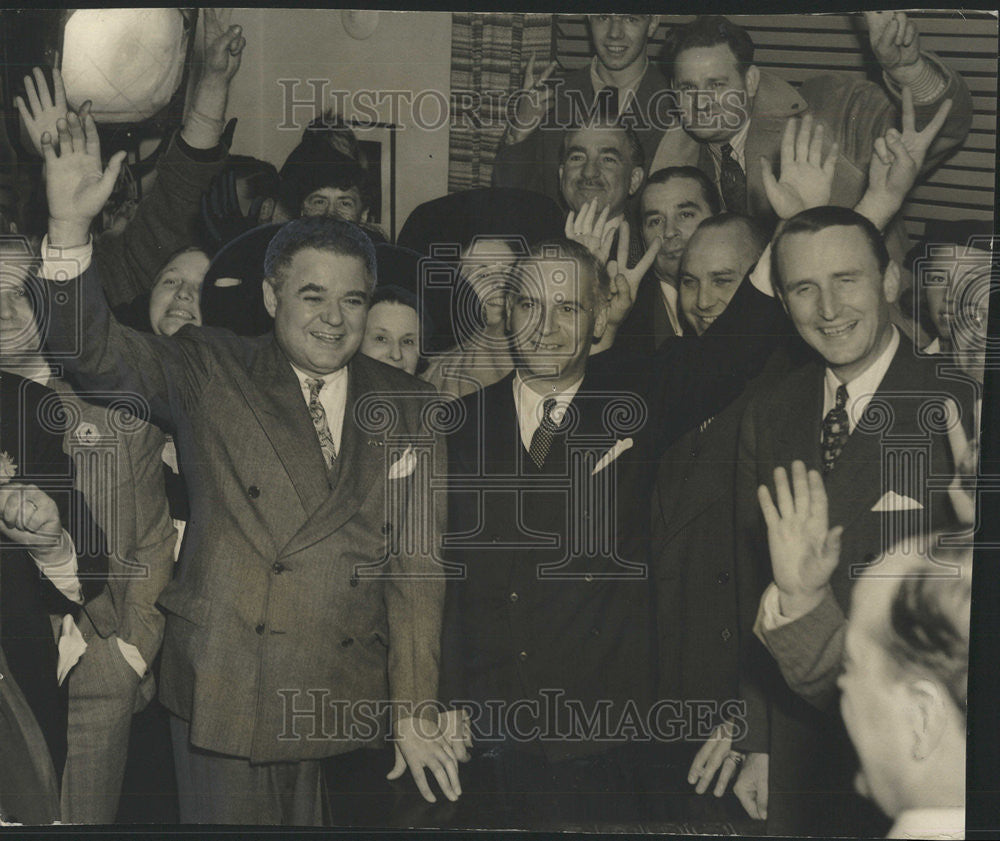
[46, 265, 446, 763]
[440, 369, 654, 762]
[684, 61, 972, 264]
[734, 340, 975, 836]
[47, 377, 176, 689]
[0, 373, 107, 774]
[614, 268, 682, 356]
[491, 62, 678, 207]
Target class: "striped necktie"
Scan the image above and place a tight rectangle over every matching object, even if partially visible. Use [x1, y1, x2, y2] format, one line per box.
[305, 377, 338, 471]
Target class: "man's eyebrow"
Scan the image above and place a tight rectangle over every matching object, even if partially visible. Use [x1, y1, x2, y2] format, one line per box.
[597, 146, 623, 157]
[566, 145, 587, 156]
[677, 200, 705, 211]
[643, 209, 665, 220]
[709, 268, 738, 277]
[295, 283, 327, 294]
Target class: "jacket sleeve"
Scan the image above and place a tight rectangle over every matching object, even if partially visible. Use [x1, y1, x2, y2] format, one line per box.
[93, 133, 228, 309]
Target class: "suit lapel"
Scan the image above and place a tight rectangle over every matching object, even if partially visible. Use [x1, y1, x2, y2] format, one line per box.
[775, 362, 826, 469]
[238, 339, 330, 516]
[279, 358, 386, 559]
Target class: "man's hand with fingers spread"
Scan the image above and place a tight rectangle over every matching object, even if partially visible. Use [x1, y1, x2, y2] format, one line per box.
[15, 66, 89, 158]
[760, 114, 839, 221]
[41, 109, 126, 247]
[386, 714, 463, 803]
[565, 198, 622, 266]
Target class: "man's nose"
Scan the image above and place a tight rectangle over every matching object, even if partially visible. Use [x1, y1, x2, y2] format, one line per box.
[388, 340, 403, 360]
[175, 284, 194, 302]
[818, 286, 840, 320]
[581, 156, 600, 179]
[322, 303, 345, 325]
[607, 17, 625, 38]
[540, 304, 559, 335]
[696, 283, 714, 311]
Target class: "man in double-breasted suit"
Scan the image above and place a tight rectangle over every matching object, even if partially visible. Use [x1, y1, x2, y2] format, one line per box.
[440, 238, 655, 825]
[733, 207, 975, 837]
[40, 112, 456, 825]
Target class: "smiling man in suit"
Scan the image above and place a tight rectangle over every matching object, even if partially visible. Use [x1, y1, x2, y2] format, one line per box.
[440, 238, 655, 825]
[38, 110, 457, 825]
[732, 206, 974, 836]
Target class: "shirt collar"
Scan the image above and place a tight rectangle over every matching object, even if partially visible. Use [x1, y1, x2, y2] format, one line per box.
[590, 54, 649, 98]
[710, 116, 751, 161]
[824, 326, 900, 421]
[290, 363, 348, 393]
[514, 371, 583, 426]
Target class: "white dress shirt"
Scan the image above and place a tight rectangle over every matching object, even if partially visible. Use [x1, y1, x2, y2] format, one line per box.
[290, 363, 349, 456]
[709, 117, 751, 179]
[513, 373, 583, 453]
[657, 279, 683, 337]
[822, 326, 900, 437]
[589, 55, 648, 117]
[888, 807, 964, 839]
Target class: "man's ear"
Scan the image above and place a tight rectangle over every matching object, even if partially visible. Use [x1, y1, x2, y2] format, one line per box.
[629, 166, 644, 198]
[905, 679, 949, 762]
[745, 65, 761, 100]
[263, 278, 279, 318]
[360, 207, 370, 225]
[646, 15, 660, 39]
[883, 260, 902, 304]
[259, 197, 276, 224]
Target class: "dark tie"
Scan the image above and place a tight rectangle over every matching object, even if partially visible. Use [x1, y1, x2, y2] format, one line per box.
[719, 142, 747, 213]
[821, 384, 850, 474]
[305, 377, 338, 471]
[597, 85, 620, 121]
[528, 397, 559, 469]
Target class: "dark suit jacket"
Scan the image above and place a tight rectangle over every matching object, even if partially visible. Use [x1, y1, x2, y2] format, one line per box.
[734, 340, 976, 836]
[440, 369, 654, 762]
[46, 265, 445, 763]
[614, 268, 682, 356]
[491, 62, 673, 207]
[0, 373, 107, 774]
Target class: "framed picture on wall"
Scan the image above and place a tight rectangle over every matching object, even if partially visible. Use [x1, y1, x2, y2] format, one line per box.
[350, 120, 398, 241]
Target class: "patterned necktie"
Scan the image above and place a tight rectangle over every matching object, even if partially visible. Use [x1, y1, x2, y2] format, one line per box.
[719, 143, 747, 213]
[528, 397, 559, 469]
[305, 377, 337, 471]
[597, 85, 620, 121]
[821, 384, 850, 474]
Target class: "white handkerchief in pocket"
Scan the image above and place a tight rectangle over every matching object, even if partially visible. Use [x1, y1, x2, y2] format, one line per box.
[591, 438, 634, 475]
[871, 490, 924, 512]
[388, 445, 418, 480]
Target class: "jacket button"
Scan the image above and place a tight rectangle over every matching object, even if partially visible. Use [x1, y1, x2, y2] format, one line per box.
[255, 623, 265, 635]
[518, 650, 528, 661]
[349, 575, 359, 588]
[272, 562, 285, 574]
[248, 485, 260, 499]
[590, 627, 600, 637]
[721, 627, 732, 642]
[381, 521, 392, 535]
[509, 592, 518, 603]
[341, 637, 354, 647]
[717, 571, 730, 584]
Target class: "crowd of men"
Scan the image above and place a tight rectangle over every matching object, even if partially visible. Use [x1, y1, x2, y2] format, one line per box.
[0, 10, 990, 836]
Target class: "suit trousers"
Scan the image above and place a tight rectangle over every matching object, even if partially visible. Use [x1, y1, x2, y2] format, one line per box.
[169, 715, 323, 826]
[61, 622, 143, 824]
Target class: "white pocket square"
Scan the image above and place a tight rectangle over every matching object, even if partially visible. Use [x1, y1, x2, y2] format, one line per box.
[871, 490, 924, 512]
[388, 445, 418, 480]
[591, 438, 633, 475]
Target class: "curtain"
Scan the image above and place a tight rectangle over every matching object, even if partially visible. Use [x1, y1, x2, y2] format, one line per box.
[448, 12, 553, 192]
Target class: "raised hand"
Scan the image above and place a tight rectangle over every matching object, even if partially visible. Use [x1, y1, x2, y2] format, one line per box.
[865, 12, 922, 77]
[200, 9, 246, 86]
[183, 9, 246, 150]
[757, 460, 842, 621]
[14, 66, 90, 158]
[565, 199, 622, 266]
[761, 114, 839, 220]
[385, 714, 462, 803]
[0, 483, 64, 556]
[41, 110, 126, 246]
[604, 219, 660, 330]
[509, 52, 559, 144]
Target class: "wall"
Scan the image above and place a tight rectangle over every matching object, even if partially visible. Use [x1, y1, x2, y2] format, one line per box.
[222, 9, 453, 235]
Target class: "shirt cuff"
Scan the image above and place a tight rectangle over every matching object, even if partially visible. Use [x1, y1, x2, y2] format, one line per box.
[40, 235, 94, 280]
[116, 637, 148, 678]
[32, 530, 83, 605]
[754, 581, 794, 647]
[883, 55, 948, 105]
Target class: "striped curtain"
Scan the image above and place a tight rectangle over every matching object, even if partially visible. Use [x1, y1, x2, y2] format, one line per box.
[448, 12, 553, 192]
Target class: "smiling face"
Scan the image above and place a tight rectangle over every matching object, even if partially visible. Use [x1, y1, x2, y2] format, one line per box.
[679, 223, 759, 334]
[148, 249, 210, 337]
[263, 247, 370, 377]
[945, 246, 992, 384]
[589, 14, 658, 74]
[559, 126, 644, 217]
[361, 300, 421, 375]
[777, 225, 899, 383]
[507, 258, 607, 392]
[642, 177, 715, 282]
[301, 186, 367, 224]
[0, 267, 41, 355]
[673, 43, 758, 144]
[460, 238, 518, 330]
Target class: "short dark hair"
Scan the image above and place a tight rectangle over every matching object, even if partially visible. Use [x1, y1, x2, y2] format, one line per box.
[264, 216, 376, 291]
[876, 543, 972, 720]
[512, 238, 611, 303]
[559, 124, 645, 171]
[663, 15, 756, 78]
[771, 206, 890, 294]
[693, 211, 768, 256]
[645, 166, 722, 215]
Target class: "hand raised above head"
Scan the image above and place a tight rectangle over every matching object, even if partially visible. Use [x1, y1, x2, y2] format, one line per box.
[760, 114, 839, 220]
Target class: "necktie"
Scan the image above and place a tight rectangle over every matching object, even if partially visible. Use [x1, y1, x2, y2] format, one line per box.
[821, 384, 850, 474]
[719, 143, 747, 213]
[597, 85, 620, 121]
[528, 397, 559, 469]
[305, 377, 338, 471]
